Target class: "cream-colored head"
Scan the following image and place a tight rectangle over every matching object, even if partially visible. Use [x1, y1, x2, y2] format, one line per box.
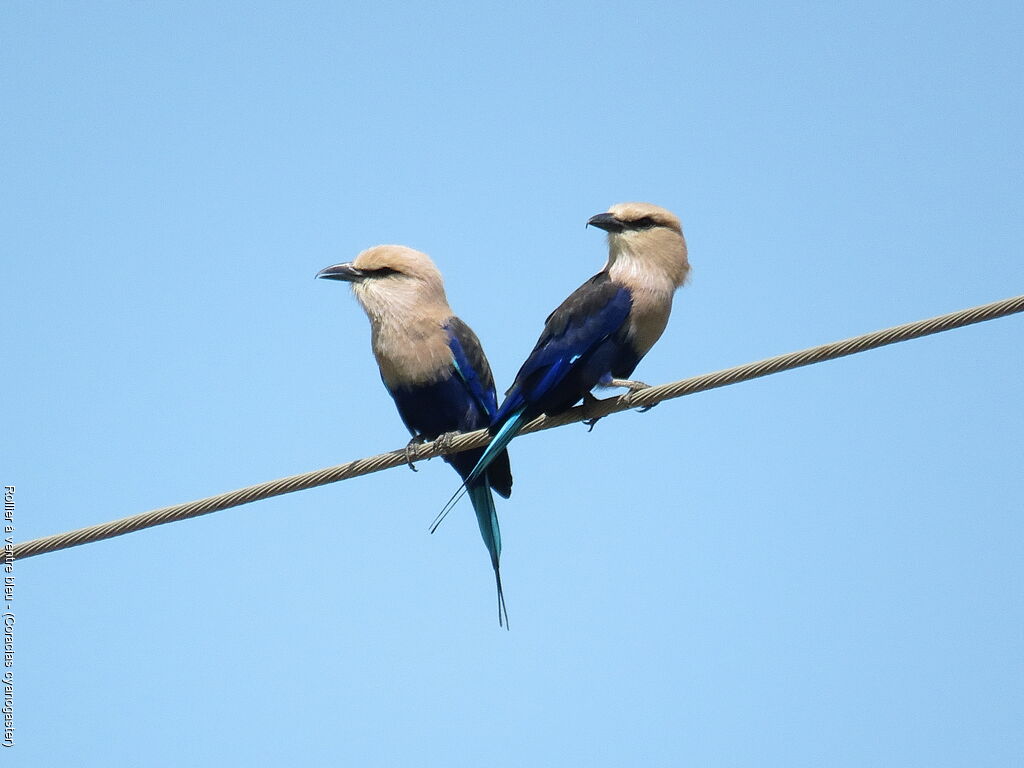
[588, 202, 689, 288]
[316, 244, 452, 325]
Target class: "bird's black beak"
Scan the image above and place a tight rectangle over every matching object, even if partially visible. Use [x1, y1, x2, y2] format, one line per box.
[587, 212, 624, 233]
[316, 262, 366, 282]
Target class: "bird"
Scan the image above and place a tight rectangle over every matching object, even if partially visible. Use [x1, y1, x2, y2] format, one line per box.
[433, 202, 689, 522]
[317, 245, 513, 627]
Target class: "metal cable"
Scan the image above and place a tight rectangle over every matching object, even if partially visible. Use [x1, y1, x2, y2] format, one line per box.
[13, 293, 1024, 561]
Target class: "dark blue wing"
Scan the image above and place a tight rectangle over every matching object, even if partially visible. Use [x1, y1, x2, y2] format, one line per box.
[495, 272, 632, 423]
[446, 317, 499, 419]
[445, 317, 513, 498]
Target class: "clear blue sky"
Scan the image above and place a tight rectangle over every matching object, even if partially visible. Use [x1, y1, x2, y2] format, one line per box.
[4, 2, 1022, 765]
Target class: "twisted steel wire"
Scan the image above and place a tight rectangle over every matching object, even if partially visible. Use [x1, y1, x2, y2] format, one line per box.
[13, 293, 1023, 562]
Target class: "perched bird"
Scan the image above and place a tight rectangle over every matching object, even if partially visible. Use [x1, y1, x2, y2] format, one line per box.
[317, 245, 513, 627]
[434, 202, 688, 519]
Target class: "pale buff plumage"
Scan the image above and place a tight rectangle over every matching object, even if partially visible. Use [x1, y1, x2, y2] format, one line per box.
[347, 245, 456, 389]
[600, 202, 690, 358]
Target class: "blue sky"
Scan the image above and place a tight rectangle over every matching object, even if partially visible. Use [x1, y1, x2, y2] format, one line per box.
[3, 2, 1022, 765]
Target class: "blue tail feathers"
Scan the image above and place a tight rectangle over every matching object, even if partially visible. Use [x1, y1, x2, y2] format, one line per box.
[467, 481, 508, 628]
[430, 407, 529, 534]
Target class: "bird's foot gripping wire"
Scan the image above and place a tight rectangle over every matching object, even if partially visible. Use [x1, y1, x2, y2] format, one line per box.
[404, 435, 427, 471]
[608, 378, 658, 413]
[432, 431, 459, 454]
[581, 392, 603, 432]
[406, 432, 460, 471]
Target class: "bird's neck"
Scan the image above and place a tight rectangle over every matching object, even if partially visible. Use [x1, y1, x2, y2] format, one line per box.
[606, 231, 689, 287]
[607, 248, 679, 303]
[369, 310, 453, 390]
[607, 247, 682, 358]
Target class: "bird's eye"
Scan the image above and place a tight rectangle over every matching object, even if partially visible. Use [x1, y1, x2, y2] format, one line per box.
[368, 267, 400, 277]
[631, 217, 658, 230]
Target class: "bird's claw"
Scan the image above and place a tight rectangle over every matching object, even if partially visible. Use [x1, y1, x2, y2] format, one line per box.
[581, 392, 602, 432]
[433, 431, 458, 454]
[404, 435, 427, 471]
[609, 377, 650, 392]
[612, 379, 658, 413]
